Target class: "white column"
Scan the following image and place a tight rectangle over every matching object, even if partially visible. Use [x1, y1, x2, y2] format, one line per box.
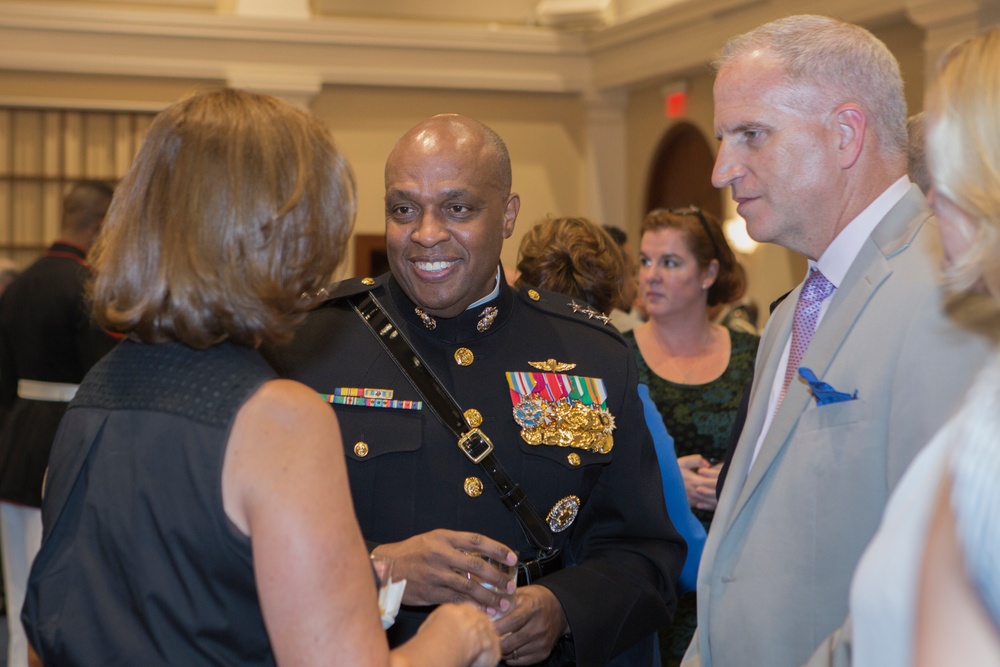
[583, 89, 628, 228]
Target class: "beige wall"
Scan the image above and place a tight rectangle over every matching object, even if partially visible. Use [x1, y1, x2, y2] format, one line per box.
[625, 65, 717, 236]
[310, 86, 589, 276]
[878, 18, 926, 117]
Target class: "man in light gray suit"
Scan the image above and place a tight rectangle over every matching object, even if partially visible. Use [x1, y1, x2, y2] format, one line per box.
[682, 15, 995, 667]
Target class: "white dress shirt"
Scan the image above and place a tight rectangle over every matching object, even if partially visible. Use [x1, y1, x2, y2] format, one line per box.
[748, 176, 914, 469]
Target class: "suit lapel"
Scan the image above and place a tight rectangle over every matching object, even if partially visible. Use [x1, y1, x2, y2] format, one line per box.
[734, 249, 889, 503]
[719, 186, 930, 533]
[713, 293, 795, 532]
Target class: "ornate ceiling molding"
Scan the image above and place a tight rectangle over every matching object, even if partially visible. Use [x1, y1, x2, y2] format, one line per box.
[0, 1, 589, 98]
[0, 0, 993, 105]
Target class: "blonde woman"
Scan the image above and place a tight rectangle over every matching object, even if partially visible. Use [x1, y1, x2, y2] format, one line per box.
[806, 26, 1000, 667]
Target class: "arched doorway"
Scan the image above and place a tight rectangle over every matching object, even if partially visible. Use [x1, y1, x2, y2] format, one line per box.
[644, 122, 723, 221]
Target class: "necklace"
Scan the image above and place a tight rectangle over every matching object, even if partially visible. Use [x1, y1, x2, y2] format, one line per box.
[642, 325, 726, 385]
[655, 353, 719, 385]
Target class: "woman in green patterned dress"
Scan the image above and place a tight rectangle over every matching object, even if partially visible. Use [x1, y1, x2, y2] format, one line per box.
[623, 207, 758, 667]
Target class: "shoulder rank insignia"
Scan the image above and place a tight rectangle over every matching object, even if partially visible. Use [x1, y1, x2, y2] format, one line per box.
[299, 285, 331, 306]
[505, 371, 615, 454]
[568, 300, 611, 325]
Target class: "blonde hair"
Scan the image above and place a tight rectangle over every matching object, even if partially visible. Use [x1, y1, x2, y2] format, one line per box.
[926, 27, 1000, 295]
[91, 88, 356, 348]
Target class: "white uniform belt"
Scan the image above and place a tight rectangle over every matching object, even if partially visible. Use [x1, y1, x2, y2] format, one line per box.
[17, 379, 79, 402]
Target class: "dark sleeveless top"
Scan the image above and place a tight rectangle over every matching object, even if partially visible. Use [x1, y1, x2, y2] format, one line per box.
[23, 340, 277, 666]
[624, 328, 759, 529]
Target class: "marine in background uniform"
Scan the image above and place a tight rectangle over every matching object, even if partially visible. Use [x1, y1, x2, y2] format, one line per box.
[0, 181, 119, 667]
[263, 114, 684, 667]
[0, 236, 118, 506]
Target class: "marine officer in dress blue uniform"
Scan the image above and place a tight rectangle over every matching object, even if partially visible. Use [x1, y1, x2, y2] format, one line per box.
[0, 181, 119, 667]
[264, 114, 684, 667]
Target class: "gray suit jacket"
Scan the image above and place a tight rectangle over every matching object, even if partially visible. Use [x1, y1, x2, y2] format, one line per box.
[682, 185, 995, 667]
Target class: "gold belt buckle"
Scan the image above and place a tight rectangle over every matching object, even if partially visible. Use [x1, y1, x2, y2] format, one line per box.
[458, 428, 494, 464]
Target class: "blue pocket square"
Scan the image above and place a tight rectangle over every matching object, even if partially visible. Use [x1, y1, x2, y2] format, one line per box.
[798, 367, 858, 406]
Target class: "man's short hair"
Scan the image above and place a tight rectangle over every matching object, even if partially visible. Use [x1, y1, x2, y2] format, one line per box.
[62, 181, 114, 234]
[715, 15, 908, 161]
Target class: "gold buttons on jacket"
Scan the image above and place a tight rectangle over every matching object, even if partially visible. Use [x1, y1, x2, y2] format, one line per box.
[528, 289, 540, 301]
[464, 477, 484, 497]
[454, 348, 474, 366]
[361, 277, 375, 286]
[464, 408, 483, 428]
[567, 452, 581, 467]
[353, 441, 369, 457]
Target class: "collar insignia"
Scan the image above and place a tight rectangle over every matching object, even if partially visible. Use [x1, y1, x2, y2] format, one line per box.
[414, 307, 437, 330]
[477, 306, 498, 332]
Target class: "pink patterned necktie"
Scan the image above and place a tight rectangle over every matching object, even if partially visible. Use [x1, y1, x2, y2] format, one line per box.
[779, 268, 834, 406]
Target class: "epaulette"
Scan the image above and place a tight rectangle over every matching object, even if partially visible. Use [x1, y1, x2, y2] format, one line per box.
[516, 285, 626, 343]
[311, 273, 390, 309]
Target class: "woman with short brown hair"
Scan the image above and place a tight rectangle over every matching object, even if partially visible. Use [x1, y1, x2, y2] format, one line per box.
[23, 88, 499, 667]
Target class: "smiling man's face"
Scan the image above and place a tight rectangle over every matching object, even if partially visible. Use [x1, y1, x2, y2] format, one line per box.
[384, 117, 519, 318]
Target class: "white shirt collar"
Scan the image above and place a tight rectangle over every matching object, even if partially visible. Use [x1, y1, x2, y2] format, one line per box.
[813, 176, 912, 286]
[467, 266, 502, 310]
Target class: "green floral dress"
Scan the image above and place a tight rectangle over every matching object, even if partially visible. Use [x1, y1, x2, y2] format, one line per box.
[624, 327, 759, 667]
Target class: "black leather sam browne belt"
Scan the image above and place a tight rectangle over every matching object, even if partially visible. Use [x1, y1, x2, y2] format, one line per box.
[348, 291, 562, 584]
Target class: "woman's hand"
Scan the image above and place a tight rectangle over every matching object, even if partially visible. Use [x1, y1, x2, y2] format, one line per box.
[416, 603, 502, 667]
[678, 454, 721, 511]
